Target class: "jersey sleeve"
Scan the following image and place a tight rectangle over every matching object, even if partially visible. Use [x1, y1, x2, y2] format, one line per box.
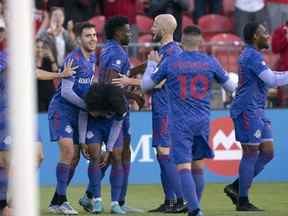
[151, 59, 169, 84]
[211, 57, 229, 84]
[248, 51, 269, 76]
[0, 52, 7, 73]
[106, 53, 126, 74]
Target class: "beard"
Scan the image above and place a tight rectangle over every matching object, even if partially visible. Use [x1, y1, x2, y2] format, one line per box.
[153, 32, 163, 43]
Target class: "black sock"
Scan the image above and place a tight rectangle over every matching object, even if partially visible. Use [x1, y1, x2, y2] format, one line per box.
[239, 196, 249, 205]
[58, 195, 67, 205]
[50, 192, 59, 206]
[119, 200, 125, 206]
[232, 179, 239, 190]
[86, 191, 93, 199]
[0, 200, 7, 210]
[177, 198, 184, 205]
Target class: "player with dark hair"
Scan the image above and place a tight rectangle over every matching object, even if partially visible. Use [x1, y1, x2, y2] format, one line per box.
[224, 22, 288, 211]
[112, 14, 185, 213]
[79, 83, 129, 214]
[47, 21, 97, 215]
[140, 25, 237, 216]
[88, 15, 142, 214]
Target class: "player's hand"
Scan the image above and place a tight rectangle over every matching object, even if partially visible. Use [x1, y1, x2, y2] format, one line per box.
[99, 151, 111, 168]
[80, 144, 90, 160]
[60, 59, 78, 78]
[147, 50, 162, 63]
[112, 74, 130, 87]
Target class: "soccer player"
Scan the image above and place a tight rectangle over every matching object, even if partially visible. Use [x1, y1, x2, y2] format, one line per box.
[112, 14, 185, 213]
[225, 22, 288, 211]
[95, 16, 141, 213]
[141, 25, 237, 216]
[79, 83, 128, 214]
[47, 22, 97, 215]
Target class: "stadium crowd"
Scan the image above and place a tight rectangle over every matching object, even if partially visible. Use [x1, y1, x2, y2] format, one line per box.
[0, 0, 288, 216]
[19, 0, 288, 110]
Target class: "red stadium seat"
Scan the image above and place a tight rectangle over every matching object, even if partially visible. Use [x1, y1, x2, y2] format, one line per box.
[89, 16, 106, 42]
[210, 33, 243, 73]
[198, 14, 233, 40]
[182, 14, 194, 31]
[223, 0, 235, 15]
[136, 15, 153, 34]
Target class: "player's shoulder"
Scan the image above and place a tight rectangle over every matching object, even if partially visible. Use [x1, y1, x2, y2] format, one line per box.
[66, 47, 81, 61]
[242, 46, 263, 62]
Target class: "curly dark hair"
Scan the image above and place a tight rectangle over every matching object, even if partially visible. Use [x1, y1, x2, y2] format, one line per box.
[104, 16, 129, 40]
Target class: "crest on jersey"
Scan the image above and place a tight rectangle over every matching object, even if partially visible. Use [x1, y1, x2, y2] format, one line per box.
[205, 117, 242, 176]
[65, 125, 73, 134]
[86, 131, 94, 139]
[3, 136, 12, 145]
[254, 129, 261, 138]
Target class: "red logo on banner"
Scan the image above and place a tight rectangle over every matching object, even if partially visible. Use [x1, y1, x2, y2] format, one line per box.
[205, 117, 242, 176]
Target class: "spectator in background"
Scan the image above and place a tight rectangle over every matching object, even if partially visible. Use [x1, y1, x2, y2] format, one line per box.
[144, 0, 189, 41]
[193, 0, 223, 23]
[267, 0, 288, 31]
[234, 0, 270, 39]
[37, 7, 76, 67]
[35, 38, 58, 112]
[272, 21, 288, 106]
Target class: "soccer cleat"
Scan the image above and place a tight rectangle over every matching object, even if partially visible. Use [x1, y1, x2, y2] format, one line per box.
[171, 201, 188, 213]
[48, 205, 61, 214]
[58, 202, 78, 215]
[188, 209, 204, 216]
[111, 202, 126, 214]
[79, 195, 94, 213]
[224, 184, 238, 205]
[121, 204, 144, 213]
[236, 202, 264, 211]
[93, 199, 104, 213]
[148, 203, 167, 212]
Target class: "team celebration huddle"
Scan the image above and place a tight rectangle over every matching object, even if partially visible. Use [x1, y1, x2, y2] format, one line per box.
[1, 9, 288, 216]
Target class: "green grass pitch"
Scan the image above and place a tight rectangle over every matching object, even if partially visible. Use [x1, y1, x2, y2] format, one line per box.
[40, 183, 288, 216]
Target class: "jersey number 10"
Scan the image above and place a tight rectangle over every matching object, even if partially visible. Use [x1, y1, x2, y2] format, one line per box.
[177, 74, 209, 100]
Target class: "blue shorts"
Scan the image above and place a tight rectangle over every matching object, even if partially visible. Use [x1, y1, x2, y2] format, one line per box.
[48, 103, 80, 144]
[170, 119, 214, 164]
[233, 111, 273, 145]
[152, 115, 170, 148]
[86, 116, 123, 149]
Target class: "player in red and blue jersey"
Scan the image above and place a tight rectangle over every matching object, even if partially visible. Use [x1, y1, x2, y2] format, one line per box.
[111, 14, 185, 213]
[47, 22, 97, 215]
[141, 26, 237, 216]
[79, 83, 128, 214]
[82, 16, 141, 214]
[225, 22, 288, 211]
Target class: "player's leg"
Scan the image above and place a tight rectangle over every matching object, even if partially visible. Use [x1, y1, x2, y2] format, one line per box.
[191, 126, 214, 204]
[79, 142, 103, 213]
[191, 160, 205, 202]
[149, 116, 183, 212]
[48, 110, 78, 215]
[110, 133, 126, 214]
[119, 116, 131, 206]
[173, 134, 203, 216]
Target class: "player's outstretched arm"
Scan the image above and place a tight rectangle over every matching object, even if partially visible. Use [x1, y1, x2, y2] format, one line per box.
[36, 59, 78, 80]
[112, 74, 141, 87]
[258, 69, 288, 87]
